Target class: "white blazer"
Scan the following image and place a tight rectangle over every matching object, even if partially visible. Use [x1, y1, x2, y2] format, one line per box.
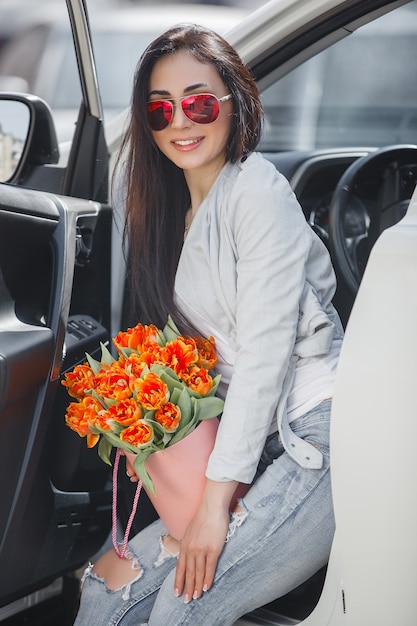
[175, 152, 344, 484]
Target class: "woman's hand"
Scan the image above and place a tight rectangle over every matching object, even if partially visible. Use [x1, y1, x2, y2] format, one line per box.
[174, 479, 238, 603]
[121, 450, 140, 483]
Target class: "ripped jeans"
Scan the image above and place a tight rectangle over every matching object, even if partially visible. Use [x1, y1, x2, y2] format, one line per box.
[74, 400, 334, 626]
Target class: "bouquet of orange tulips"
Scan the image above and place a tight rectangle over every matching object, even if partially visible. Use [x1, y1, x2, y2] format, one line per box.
[62, 316, 224, 495]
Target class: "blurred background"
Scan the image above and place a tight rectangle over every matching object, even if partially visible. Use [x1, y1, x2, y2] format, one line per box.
[0, 0, 267, 52]
[0, 0, 267, 143]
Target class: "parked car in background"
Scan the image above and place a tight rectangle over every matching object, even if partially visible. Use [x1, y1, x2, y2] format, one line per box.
[0, 0, 62, 54]
[0, 0, 416, 624]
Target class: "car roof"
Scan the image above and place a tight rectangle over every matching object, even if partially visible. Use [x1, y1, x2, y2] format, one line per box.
[226, 0, 413, 85]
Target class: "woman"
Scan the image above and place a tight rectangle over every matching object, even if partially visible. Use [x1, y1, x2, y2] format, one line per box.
[74, 23, 344, 625]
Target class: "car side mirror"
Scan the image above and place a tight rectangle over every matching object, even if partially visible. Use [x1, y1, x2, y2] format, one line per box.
[0, 93, 59, 183]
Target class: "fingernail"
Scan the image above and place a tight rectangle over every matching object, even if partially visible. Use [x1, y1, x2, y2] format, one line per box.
[174, 588, 180, 597]
[203, 584, 208, 592]
[193, 590, 199, 600]
[184, 594, 191, 604]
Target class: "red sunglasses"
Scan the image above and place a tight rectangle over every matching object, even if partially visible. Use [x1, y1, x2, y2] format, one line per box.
[146, 93, 232, 131]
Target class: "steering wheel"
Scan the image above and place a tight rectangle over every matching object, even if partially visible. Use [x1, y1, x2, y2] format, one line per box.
[328, 145, 417, 294]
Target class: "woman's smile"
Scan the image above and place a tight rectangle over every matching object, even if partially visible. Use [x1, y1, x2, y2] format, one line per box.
[172, 137, 204, 150]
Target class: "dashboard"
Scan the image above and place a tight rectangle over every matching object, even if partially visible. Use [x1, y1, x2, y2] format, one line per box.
[264, 149, 371, 323]
[263, 147, 417, 326]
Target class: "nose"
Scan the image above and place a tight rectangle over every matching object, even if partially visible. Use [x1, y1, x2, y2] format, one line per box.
[170, 102, 192, 128]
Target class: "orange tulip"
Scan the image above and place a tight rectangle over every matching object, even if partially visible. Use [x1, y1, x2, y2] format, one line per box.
[183, 366, 214, 396]
[161, 338, 198, 377]
[124, 344, 165, 379]
[155, 402, 181, 432]
[101, 398, 142, 427]
[193, 335, 218, 370]
[62, 362, 96, 399]
[114, 322, 160, 352]
[94, 363, 133, 401]
[120, 420, 154, 447]
[135, 372, 169, 410]
[88, 410, 112, 432]
[65, 396, 101, 440]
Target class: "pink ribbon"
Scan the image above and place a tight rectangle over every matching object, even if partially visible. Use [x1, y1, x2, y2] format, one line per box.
[112, 448, 142, 558]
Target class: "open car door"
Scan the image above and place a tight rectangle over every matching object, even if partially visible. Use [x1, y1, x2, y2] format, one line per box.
[0, 0, 113, 618]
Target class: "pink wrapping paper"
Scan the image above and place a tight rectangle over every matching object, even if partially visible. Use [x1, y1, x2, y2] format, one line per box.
[144, 417, 219, 540]
[144, 418, 250, 541]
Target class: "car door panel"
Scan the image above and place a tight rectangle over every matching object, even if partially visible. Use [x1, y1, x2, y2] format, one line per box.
[0, 183, 112, 606]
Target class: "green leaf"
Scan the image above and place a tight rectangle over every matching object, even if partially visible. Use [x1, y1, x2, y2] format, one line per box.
[155, 329, 167, 347]
[102, 431, 153, 454]
[116, 346, 133, 359]
[85, 353, 103, 375]
[151, 364, 180, 382]
[162, 315, 181, 343]
[90, 388, 114, 409]
[98, 437, 113, 466]
[100, 342, 116, 366]
[193, 396, 224, 420]
[103, 431, 127, 448]
[144, 418, 165, 440]
[184, 386, 203, 399]
[168, 419, 197, 446]
[145, 418, 176, 442]
[152, 366, 185, 395]
[133, 451, 156, 495]
[208, 374, 222, 397]
[169, 387, 183, 405]
[107, 420, 125, 435]
[143, 409, 156, 421]
[176, 387, 192, 425]
[140, 365, 151, 378]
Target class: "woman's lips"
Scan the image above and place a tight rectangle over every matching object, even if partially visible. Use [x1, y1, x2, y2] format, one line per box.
[171, 137, 204, 150]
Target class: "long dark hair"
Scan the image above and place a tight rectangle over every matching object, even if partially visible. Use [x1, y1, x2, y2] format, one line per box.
[116, 23, 263, 331]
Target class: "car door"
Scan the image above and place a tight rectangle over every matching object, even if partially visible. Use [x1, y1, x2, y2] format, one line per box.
[0, 0, 113, 611]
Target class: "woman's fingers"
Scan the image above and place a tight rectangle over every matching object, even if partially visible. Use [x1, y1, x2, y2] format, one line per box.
[177, 551, 209, 603]
[202, 551, 218, 593]
[174, 534, 223, 602]
[174, 546, 186, 597]
[124, 452, 139, 482]
[188, 552, 206, 601]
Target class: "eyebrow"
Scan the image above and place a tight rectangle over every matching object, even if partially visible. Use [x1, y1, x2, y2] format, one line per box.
[148, 82, 209, 98]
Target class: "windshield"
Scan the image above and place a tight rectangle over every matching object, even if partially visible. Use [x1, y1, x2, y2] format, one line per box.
[260, 0, 417, 151]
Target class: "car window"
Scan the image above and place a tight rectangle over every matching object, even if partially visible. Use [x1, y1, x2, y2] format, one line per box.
[54, 31, 153, 111]
[260, 0, 417, 151]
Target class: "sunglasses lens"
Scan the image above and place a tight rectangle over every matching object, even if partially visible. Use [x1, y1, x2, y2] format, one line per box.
[147, 100, 173, 130]
[182, 94, 220, 124]
[147, 94, 224, 130]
